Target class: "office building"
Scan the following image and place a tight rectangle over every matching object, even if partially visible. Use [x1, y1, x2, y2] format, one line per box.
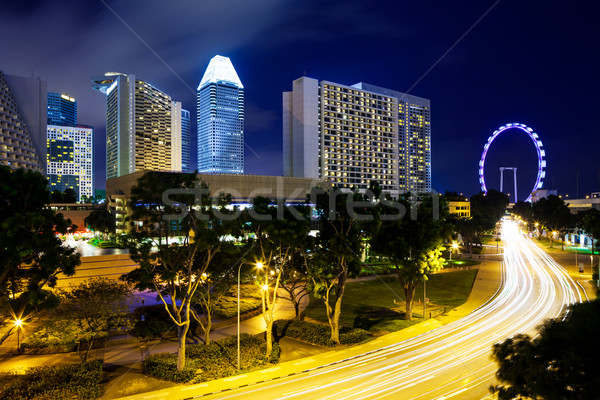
[0, 71, 47, 172]
[197, 55, 244, 174]
[283, 77, 431, 195]
[91, 72, 173, 179]
[181, 108, 191, 172]
[47, 124, 93, 200]
[47, 92, 77, 125]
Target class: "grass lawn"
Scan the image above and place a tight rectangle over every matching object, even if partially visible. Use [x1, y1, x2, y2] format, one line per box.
[305, 269, 479, 333]
[535, 237, 596, 254]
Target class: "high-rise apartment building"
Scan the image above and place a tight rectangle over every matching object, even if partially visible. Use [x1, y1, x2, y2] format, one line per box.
[92, 73, 173, 179]
[197, 55, 244, 174]
[46, 124, 93, 200]
[47, 92, 77, 126]
[181, 108, 191, 172]
[0, 71, 44, 171]
[283, 77, 431, 195]
[1, 71, 47, 172]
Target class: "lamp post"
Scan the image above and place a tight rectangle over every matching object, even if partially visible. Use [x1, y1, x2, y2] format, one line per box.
[14, 319, 22, 352]
[238, 262, 264, 370]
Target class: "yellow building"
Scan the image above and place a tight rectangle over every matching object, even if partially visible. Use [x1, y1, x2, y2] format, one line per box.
[448, 200, 470, 218]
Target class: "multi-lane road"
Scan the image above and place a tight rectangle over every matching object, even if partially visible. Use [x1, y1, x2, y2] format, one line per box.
[199, 219, 583, 399]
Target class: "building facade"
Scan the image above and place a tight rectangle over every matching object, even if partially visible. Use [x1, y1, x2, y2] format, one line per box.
[181, 108, 191, 172]
[448, 200, 471, 218]
[171, 101, 182, 172]
[91, 72, 174, 179]
[1, 71, 47, 172]
[46, 124, 93, 200]
[283, 77, 431, 195]
[47, 92, 77, 126]
[197, 55, 244, 174]
[0, 71, 44, 171]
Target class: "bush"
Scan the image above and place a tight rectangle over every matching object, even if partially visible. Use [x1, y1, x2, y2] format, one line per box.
[274, 319, 370, 346]
[0, 360, 103, 399]
[143, 334, 280, 383]
[142, 353, 198, 383]
[213, 296, 262, 319]
[21, 319, 108, 354]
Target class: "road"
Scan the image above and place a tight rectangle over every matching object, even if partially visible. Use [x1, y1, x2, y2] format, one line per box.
[193, 219, 583, 400]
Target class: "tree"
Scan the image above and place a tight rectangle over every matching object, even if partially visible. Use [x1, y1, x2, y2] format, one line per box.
[63, 188, 77, 203]
[121, 171, 239, 371]
[279, 248, 312, 320]
[0, 166, 80, 344]
[241, 196, 311, 355]
[308, 188, 364, 344]
[512, 200, 533, 227]
[58, 278, 130, 362]
[84, 204, 116, 240]
[371, 194, 448, 320]
[470, 189, 509, 231]
[532, 195, 574, 249]
[491, 299, 600, 399]
[50, 189, 64, 203]
[579, 208, 600, 255]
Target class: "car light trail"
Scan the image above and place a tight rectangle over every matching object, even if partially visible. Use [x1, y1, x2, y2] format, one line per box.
[199, 220, 581, 400]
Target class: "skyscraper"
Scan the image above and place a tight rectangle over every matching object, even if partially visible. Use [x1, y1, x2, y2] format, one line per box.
[0, 71, 44, 171]
[171, 101, 182, 172]
[47, 92, 77, 126]
[181, 108, 191, 172]
[197, 55, 244, 174]
[283, 77, 431, 195]
[91, 73, 173, 179]
[1, 72, 47, 172]
[46, 125, 93, 200]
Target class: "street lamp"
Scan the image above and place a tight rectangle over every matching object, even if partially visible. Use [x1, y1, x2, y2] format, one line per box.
[237, 261, 264, 370]
[14, 319, 22, 352]
[450, 242, 459, 261]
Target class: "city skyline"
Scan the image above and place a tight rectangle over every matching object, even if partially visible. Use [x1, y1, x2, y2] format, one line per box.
[1, 1, 598, 199]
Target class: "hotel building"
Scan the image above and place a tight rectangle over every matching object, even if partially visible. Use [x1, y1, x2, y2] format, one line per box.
[91, 72, 175, 179]
[283, 77, 431, 195]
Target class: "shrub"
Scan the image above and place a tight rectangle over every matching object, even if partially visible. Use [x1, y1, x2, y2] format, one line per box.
[274, 319, 370, 346]
[213, 296, 262, 319]
[142, 353, 198, 383]
[21, 319, 108, 354]
[143, 334, 280, 383]
[0, 360, 103, 399]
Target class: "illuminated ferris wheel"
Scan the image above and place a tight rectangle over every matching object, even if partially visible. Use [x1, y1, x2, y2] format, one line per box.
[479, 123, 546, 202]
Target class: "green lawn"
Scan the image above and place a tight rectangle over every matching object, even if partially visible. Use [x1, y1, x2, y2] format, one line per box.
[305, 269, 479, 333]
[535, 237, 596, 254]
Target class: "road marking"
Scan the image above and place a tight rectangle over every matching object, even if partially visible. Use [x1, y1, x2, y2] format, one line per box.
[223, 374, 247, 381]
[181, 383, 208, 391]
[143, 393, 169, 399]
[293, 358, 315, 365]
[260, 367, 281, 373]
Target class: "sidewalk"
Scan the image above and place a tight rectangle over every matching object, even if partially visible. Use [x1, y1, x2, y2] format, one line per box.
[0, 288, 309, 372]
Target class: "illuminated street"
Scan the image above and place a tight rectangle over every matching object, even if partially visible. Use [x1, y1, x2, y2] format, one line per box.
[186, 219, 582, 399]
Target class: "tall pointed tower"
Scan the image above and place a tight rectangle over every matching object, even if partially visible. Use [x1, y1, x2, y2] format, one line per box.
[197, 55, 244, 174]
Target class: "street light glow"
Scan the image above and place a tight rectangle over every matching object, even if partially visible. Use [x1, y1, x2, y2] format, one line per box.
[261, 284, 269, 291]
[256, 262, 264, 269]
[452, 242, 459, 250]
[14, 319, 22, 327]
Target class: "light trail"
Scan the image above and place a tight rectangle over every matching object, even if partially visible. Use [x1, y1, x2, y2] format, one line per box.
[198, 220, 581, 399]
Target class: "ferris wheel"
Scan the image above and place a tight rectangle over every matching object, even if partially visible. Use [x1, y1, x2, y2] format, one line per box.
[479, 123, 546, 202]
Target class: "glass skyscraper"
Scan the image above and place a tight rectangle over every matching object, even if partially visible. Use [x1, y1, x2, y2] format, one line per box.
[47, 92, 77, 126]
[197, 55, 244, 174]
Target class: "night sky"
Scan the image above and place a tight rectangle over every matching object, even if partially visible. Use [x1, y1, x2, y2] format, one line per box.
[1, 0, 598, 200]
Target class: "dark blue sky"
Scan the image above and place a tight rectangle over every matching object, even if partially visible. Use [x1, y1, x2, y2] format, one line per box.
[1, 0, 598, 200]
